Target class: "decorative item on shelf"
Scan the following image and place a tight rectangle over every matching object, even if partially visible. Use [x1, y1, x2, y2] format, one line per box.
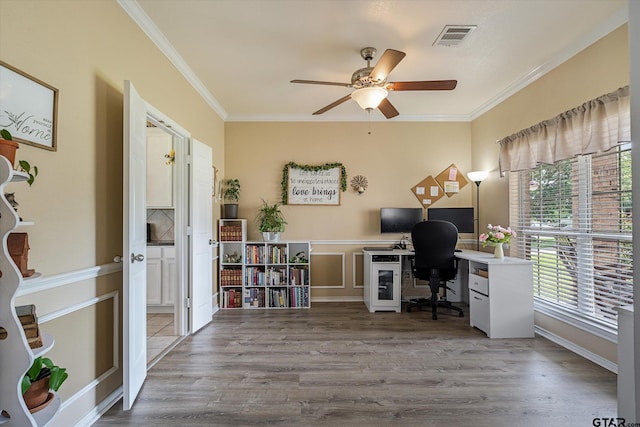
[221, 178, 241, 219]
[22, 356, 68, 413]
[8, 232, 35, 278]
[256, 199, 287, 242]
[479, 224, 516, 258]
[164, 149, 175, 165]
[1, 160, 38, 219]
[0, 129, 18, 167]
[289, 251, 308, 264]
[350, 175, 368, 194]
[467, 170, 489, 250]
[16, 304, 42, 348]
[223, 251, 242, 263]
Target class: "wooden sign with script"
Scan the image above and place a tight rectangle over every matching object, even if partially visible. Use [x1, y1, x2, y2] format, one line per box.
[287, 166, 342, 205]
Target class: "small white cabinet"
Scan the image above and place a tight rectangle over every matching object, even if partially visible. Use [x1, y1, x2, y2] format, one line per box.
[363, 251, 402, 313]
[146, 246, 176, 311]
[457, 250, 534, 339]
[146, 127, 173, 208]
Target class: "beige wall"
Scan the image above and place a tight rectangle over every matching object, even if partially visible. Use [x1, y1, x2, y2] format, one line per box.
[1, 1, 223, 425]
[225, 121, 473, 241]
[0, 0, 630, 424]
[471, 24, 629, 364]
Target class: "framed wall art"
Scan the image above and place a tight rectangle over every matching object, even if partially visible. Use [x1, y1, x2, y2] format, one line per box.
[282, 162, 347, 205]
[0, 61, 58, 151]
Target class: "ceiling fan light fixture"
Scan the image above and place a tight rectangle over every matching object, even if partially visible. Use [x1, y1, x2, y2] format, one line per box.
[351, 87, 388, 110]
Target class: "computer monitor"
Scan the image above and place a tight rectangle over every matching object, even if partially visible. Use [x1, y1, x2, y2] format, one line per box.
[380, 208, 423, 234]
[427, 207, 474, 233]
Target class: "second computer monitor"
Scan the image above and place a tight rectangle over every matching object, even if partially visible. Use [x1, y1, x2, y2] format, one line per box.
[427, 207, 474, 233]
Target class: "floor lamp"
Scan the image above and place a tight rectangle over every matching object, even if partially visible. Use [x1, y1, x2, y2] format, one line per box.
[467, 171, 489, 251]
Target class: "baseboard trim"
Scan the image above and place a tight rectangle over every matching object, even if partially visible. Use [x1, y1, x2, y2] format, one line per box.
[311, 296, 363, 303]
[74, 386, 123, 427]
[535, 325, 617, 373]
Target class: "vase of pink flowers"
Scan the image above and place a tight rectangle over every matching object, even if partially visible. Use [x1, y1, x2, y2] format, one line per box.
[479, 224, 516, 258]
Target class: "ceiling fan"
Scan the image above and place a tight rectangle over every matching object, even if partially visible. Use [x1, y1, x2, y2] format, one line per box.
[291, 47, 457, 119]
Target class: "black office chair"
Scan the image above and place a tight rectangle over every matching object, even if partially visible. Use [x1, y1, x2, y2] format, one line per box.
[406, 220, 464, 320]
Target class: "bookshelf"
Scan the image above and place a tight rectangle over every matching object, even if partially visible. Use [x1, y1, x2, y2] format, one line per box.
[218, 220, 310, 309]
[0, 156, 60, 426]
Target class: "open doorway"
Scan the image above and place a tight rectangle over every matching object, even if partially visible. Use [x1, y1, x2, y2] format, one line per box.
[144, 121, 184, 367]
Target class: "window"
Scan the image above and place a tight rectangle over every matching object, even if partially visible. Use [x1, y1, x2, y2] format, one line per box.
[510, 144, 632, 331]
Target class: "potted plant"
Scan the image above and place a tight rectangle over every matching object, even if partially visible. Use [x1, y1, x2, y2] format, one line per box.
[256, 199, 287, 242]
[3, 160, 38, 214]
[0, 129, 19, 167]
[21, 356, 68, 412]
[221, 178, 241, 219]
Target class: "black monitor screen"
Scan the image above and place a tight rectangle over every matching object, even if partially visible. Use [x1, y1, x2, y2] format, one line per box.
[380, 208, 423, 233]
[427, 207, 475, 233]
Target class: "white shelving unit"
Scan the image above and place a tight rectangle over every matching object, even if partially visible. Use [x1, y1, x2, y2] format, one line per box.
[218, 220, 310, 309]
[0, 156, 58, 426]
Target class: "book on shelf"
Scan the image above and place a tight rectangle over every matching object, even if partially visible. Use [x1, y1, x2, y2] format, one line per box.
[15, 304, 43, 348]
[16, 304, 37, 324]
[220, 224, 244, 241]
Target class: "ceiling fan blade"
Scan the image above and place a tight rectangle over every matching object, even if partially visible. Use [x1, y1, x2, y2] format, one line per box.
[378, 98, 399, 119]
[313, 94, 352, 115]
[369, 49, 406, 82]
[291, 79, 351, 87]
[387, 80, 458, 91]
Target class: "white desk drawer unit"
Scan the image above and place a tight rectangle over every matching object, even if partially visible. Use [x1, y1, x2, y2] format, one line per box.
[456, 250, 534, 339]
[469, 273, 488, 296]
[469, 290, 490, 333]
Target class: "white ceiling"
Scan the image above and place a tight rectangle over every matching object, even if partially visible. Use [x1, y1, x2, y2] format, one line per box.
[121, 0, 628, 122]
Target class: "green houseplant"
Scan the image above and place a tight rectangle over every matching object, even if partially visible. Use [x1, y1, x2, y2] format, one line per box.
[0, 129, 19, 167]
[221, 178, 241, 219]
[21, 356, 68, 411]
[256, 199, 287, 242]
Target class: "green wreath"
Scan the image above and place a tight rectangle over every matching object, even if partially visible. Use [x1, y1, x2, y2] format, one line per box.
[281, 162, 348, 204]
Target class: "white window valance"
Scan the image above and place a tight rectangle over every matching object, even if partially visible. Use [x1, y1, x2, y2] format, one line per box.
[498, 86, 630, 174]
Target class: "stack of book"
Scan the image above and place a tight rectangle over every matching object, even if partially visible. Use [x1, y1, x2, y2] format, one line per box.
[16, 304, 42, 349]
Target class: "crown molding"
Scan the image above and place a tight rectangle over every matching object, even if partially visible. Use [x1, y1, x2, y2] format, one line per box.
[469, 6, 628, 121]
[117, 0, 227, 121]
[119, 1, 627, 124]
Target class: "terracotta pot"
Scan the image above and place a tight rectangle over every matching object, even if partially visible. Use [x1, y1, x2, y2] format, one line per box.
[23, 376, 50, 409]
[0, 138, 18, 167]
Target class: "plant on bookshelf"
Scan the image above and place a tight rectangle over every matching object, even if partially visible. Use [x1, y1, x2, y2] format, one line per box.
[256, 199, 287, 242]
[221, 179, 241, 219]
[22, 356, 68, 412]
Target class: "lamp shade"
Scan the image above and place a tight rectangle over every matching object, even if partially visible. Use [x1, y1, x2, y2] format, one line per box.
[351, 87, 388, 110]
[467, 170, 489, 183]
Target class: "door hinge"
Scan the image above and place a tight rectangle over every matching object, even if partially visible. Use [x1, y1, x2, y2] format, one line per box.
[185, 225, 193, 236]
[185, 297, 191, 308]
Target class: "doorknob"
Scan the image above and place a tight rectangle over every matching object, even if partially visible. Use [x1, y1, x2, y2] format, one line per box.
[131, 253, 145, 263]
[113, 255, 123, 263]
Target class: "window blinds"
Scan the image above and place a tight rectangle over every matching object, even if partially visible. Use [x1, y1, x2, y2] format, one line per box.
[510, 145, 632, 327]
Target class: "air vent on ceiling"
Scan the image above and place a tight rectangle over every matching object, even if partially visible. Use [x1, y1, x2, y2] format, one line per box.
[433, 25, 477, 47]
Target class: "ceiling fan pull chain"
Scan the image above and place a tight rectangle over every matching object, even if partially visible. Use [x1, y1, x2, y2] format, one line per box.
[367, 110, 372, 135]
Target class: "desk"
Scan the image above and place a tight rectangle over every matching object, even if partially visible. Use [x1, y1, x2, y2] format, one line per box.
[456, 250, 534, 338]
[363, 249, 534, 339]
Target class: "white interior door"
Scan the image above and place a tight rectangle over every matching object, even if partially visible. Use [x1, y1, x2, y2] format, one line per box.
[123, 80, 147, 410]
[190, 139, 213, 332]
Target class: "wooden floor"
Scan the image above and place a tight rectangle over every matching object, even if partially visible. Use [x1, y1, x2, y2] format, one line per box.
[95, 302, 617, 426]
